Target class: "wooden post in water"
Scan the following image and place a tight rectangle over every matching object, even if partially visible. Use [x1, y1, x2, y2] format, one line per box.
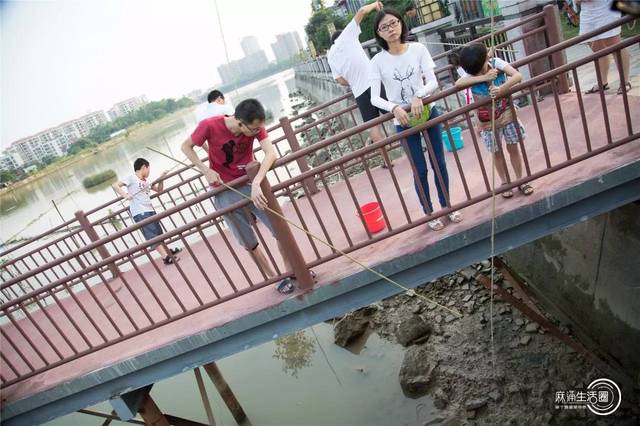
[75, 210, 120, 278]
[202, 362, 247, 424]
[245, 161, 314, 290]
[138, 393, 170, 426]
[194, 367, 216, 425]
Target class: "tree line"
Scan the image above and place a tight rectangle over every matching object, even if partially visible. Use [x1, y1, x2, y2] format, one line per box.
[304, 0, 413, 55]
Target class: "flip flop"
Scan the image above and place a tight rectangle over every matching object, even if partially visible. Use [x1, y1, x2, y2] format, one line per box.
[163, 255, 180, 265]
[584, 83, 609, 94]
[170, 247, 182, 255]
[617, 82, 632, 95]
[518, 183, 534, 196]
[276, 278, 295, 294]
[292, 270, 317, 283]
[501, 184, 514, 198]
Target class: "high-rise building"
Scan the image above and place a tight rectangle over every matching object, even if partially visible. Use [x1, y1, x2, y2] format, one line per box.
[240, 36, 261, 56]
[271, 32, 304, 63]
[271, 41, 289, 64]
[217, 51, 269, 85]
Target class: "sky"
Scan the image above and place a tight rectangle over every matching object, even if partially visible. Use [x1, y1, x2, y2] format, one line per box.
[1, 0, 314, 148]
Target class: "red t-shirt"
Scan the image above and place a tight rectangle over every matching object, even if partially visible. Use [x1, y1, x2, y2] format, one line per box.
[190, 116, 268, 183]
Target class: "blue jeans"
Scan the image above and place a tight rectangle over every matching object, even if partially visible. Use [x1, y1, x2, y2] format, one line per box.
[132, 211, 163, 249]
[396, 106, 450, 213]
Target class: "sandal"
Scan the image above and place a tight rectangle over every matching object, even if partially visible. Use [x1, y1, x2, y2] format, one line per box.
[428, 218, 445, 231]
[518, 183, 534, 196]
[276, 277, 295, 294]
[501, 184, 514, 198]
[447, 211, 463, 223]
[584, 83, 609, 94]
[617, 82, 632, 95]
[292, 270, 317, 282]
[170, 247, 182, 255]
[163, 255, 179, 265]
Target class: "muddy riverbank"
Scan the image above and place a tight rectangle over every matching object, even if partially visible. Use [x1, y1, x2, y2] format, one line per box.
[331, 260, 639, 425]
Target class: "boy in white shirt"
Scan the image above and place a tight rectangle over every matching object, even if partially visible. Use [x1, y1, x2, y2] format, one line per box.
[112, 158, 181, 264]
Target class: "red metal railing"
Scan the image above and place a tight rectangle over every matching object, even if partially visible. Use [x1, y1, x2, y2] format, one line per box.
[1, 7, 637, 388]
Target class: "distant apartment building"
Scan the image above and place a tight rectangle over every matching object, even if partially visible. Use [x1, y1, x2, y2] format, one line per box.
[0, 147, 25, 172]
[108, 95, 149, 120]
[271, 32, 304, 63]
[241, 36, 261, 56]
[59, 110, 110, 139]
[4, 110, 108, 167]
[217, 51, 269, 85]
[10, 131, 70, 165]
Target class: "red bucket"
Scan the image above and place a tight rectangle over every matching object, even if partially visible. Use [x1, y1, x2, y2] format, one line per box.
[358, 202, 385, 233]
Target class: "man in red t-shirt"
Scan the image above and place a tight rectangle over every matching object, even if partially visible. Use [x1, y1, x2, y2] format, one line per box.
[182, 99, 296, 294]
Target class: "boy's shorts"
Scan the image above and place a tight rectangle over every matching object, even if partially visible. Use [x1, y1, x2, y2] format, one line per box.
[480, 121, 526, 153]
[213, 184, 276, 250]
[133, 211, 163, 249]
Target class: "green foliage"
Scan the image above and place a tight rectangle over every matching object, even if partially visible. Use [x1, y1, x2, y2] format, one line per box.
[305, 4, 348, 54]
[86, 97, 196, 144]
[358, 0, 412, 43]
[82, 169, 117, 188]
[0, 170, 18, 183]
[67, 137, 98, 156]
[273, 331, 316, 378]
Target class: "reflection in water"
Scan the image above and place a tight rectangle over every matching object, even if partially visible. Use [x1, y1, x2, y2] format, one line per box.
[272, 330, 316, 378]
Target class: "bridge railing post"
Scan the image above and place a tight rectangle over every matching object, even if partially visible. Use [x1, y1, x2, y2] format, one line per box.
[246, 162, 314, 291]
[280, 116, 319, 195]
[75, 210, 120, 278]
[544, 4, 570, 94]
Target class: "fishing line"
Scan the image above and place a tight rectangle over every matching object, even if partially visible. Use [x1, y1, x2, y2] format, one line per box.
[147, 146, 463, 318]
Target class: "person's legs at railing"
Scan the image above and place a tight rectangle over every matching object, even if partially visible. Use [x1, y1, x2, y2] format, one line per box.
[502, 121, 533, 196]
[585, 39, 612, 94]
[214, 186, 293, 293]
[397, 125, 444, 230]
[369, 124, 394, 168]
[602, 35, 632, 94]
[480, 128, 511, 197]
[425, 107, 462, 224]
[133, 211, 179, 265]
[356, 87, 394, 168]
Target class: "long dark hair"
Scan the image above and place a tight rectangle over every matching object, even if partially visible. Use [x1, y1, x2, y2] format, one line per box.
[373, 8, 408, 51]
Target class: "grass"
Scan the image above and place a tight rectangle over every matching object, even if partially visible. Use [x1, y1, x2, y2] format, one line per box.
[561, 13, 640, 41]
[82, 169, 117, 189]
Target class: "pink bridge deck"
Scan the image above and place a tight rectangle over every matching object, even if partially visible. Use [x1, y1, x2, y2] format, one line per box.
[3, 92, 639, 406]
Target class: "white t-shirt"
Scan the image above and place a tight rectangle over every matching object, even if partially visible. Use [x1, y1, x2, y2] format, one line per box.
[196, 102, 234, 122]
[122, 174, 154, 217]
[327, 19, 372, 98]
[369, 43, 438, 123]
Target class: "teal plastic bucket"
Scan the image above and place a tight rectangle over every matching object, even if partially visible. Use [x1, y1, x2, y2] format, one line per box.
[442, 127, 464, 152]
